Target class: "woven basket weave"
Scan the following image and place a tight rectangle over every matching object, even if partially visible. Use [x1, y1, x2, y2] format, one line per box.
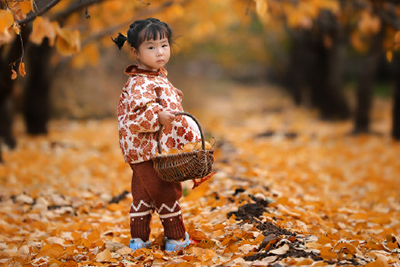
[152, 112, 214, 183]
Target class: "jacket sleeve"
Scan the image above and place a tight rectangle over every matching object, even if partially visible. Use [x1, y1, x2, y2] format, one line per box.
[123, 79, 163, 133]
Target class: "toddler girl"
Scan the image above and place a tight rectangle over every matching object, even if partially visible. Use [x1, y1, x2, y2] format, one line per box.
[113, 18, 200, 252]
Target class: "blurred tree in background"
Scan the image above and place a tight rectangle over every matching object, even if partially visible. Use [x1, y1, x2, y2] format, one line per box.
[1, 0, 400, 162]
[256, 0, 400, 136]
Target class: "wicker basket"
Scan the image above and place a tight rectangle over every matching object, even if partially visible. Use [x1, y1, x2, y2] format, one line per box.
[152, 112, 214, 183]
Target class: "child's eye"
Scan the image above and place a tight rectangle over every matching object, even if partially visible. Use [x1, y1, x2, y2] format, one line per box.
[162, 44, 169, 48]
[148, 46, 155, 50]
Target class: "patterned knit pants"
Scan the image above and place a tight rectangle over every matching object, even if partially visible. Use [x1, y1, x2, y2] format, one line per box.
[129, 160, 186, 241]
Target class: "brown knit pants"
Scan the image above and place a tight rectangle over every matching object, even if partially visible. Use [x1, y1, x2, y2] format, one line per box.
[129, 160, 186, 241]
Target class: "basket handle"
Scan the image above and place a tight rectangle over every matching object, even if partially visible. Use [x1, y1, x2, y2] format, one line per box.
[156, 112, 206, 154]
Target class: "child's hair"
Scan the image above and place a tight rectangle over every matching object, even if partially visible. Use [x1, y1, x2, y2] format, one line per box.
[112, 18, 172, 50]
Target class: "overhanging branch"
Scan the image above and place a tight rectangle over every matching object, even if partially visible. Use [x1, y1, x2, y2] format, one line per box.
[82, 0, 174, 46]
[16, 0, 62, 25]
[53, 0, 184, 71]
[16, 0, 107, 25]
[382, 0, 400, 4]
[50, 0, 107, 21]
[377, 7, 400, 30]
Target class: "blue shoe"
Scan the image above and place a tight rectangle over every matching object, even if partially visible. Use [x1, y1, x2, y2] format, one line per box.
[129, 238, 151, 251]
[165, 232, 191, 252]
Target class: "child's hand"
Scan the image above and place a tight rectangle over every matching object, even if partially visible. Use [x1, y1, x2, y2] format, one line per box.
[158, 111, 175, 126]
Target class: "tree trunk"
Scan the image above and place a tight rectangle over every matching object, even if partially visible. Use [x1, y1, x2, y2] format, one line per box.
[309, 13, 350, 120]
[353, 28, 385, 134]
[325, 29, 349, 119]
[0, 98, 16, 149]
[0, 58, 16, 150]
[0, 138, 2, 163]
[393, 60, 400, 140]
[23, 39, 53, 135]
[0, 27, 29, 149]
[309, 33, 329, 110]
[286, 29, 317, 106]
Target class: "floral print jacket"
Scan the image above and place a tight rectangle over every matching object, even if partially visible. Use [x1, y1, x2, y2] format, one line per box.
[118, 65, 200, 164]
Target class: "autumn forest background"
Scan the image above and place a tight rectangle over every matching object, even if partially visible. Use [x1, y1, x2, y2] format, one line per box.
[1, 0, 400, 266]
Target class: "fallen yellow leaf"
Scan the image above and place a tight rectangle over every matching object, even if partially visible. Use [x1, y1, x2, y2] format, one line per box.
[95, 249, 112, 262]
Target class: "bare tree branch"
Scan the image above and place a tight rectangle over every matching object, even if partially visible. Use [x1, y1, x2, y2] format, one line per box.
[16, 0, 108, 25]
[82, 0, 174, 46]
[50, 0, 107, 21]
[16, 0, 62, 25]
[377, 5, 400, 30]
[80, 0, 196, 46]
[382, 0, 400, 4]
[53, 0, 186, 71]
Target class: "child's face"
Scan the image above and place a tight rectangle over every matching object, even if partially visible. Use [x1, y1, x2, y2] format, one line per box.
[133, 37, 170, 72]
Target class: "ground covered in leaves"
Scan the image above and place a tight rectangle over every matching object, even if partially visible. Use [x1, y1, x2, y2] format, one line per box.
[1, 82, 400, 266]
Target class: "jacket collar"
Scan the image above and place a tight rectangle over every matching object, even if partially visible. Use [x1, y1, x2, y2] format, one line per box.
[124, 64, 168, 77]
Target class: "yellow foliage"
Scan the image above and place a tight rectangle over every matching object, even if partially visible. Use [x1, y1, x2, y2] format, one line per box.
[65, 13, 81, 28]
[13, 23, 20, 35]
[395, 31, 400, 44]
[254, 0, 268, 18]
[11, 69, 17, 80]
[267, 1, 285, 17]
[284, 3, 315, 29]
[19, 62, 26, 76]
[191, 22, 217, 41]
[287, 13, 313, 29]
[0, 28, 13, 44]
[20, 0, 33, 15]
[386, 50, 393, 63]
[350, 31, 368, 53]
[158, 141, 213, 155]
[300, 1, 319, 18]
[158, 4, 185, 21]
[8, 1, 26, 21]
[46, 0, 70, 14]
[88, 15, 104, 32]
[256, 0, 339, 29]
[71, 43, 100, 68]
[102, 0, 124, 13]
[56, 27, 81, 56]
[359, 11, 381, 35]
[394, 31, 400, 50]
[315, 0, 339, 14]
[30, 17, 58, 46]
[0, 9, 14, 34]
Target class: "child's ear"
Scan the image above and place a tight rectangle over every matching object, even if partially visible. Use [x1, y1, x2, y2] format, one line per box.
[131, 47, 139, 58]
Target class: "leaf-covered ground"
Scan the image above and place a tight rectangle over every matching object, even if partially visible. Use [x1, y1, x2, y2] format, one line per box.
[1, 82, 400, 266]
